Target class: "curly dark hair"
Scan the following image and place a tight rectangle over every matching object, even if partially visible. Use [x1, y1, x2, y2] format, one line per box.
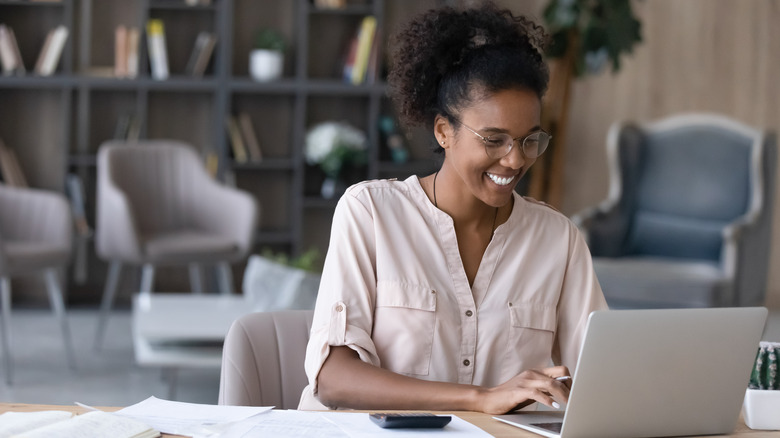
[387, 1, 549, 132]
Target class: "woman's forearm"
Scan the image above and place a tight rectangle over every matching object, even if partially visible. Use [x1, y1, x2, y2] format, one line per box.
[317, 346, 485, 411]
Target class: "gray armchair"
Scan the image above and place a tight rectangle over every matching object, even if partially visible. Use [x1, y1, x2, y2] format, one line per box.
[0, 184, 76, 383]
[219, 310, 313, 409]
[94, 140, 259, 349]
[573, 113, 776, 309]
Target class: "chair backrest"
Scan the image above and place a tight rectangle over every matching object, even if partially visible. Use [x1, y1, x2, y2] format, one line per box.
[604, 114, 766, 262]
[219, 310, 314, 409]
[99, 139, 211, 234]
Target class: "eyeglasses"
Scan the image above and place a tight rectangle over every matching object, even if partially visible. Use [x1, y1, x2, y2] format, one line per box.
[454, 119, 551, 159]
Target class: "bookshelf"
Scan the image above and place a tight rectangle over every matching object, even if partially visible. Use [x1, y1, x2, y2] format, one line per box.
[0, 0, 440, 302]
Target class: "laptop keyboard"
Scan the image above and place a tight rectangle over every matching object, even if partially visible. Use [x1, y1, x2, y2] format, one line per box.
[531, 422, 563, 433]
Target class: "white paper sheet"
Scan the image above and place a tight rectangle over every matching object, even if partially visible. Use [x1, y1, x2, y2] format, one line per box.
[114, 396, 272, 436]
[320, 412, 492, 438]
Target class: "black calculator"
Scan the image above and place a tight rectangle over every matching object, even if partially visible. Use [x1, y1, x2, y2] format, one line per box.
[369, 413, 452, 429]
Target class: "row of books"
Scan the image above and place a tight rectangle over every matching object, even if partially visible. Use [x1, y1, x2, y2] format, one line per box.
[225, 112, 263, 164]
[145, 20, 217, 80]
[342, 15, 379, 85]
[0, 24, 68, 76]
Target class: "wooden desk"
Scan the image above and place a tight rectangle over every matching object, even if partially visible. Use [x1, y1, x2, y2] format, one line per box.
[2, 403, 779, 437]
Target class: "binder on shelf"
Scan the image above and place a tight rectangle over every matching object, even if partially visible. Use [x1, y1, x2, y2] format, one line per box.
[184, 31, 217, 77]
[146, 19, 169, 80]
[238, 112, 263, 162]
[37, 25, 68, 76]
[225, 115, 248, 163]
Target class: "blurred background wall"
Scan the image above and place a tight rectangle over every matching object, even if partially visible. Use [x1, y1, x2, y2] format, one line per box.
[496, 0, 780, 307]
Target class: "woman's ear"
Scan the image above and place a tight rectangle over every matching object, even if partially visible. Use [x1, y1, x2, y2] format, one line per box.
[433, 114, 451, 150]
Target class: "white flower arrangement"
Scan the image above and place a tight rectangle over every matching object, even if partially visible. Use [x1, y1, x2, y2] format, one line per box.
[305, 121, 367, 179]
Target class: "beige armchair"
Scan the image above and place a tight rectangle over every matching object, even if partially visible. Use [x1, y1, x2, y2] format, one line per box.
[219, 310, 313, 409]
[0, 184, 76, 384]
[94, 140, 259, 349]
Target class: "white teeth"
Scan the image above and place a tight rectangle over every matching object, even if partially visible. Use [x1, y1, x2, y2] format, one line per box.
[487, 173, 515, 186]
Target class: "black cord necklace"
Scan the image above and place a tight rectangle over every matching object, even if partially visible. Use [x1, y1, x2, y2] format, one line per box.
[433, 170, 498, 233]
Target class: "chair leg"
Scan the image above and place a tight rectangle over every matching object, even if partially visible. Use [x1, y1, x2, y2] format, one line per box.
[44, 269, 76, 370]
[140, 264, 155, 296]
[1, 277, 12, 384]
[188, 263, 204, 294]
[216, 262, 233, 295]
[94, 261, 122, 351]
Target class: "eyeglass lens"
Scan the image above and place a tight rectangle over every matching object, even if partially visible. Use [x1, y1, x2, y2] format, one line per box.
[484, 132, 550, 159]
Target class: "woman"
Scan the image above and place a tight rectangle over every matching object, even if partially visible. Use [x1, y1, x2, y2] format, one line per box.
[299, 2, 607, 415]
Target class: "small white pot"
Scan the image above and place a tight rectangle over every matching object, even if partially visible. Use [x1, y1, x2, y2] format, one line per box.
[249, 49, 283, 82]
[743, 388, 780, 430]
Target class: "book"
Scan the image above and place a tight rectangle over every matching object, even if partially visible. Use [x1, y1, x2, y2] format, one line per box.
[37, 25, 68, 76]
[146, 19, 169, 80]
[126, 27, 140, 78]
[350, 15, 377, 85]
[114, 25, 128, 77]
[33, 28, 55, 75]
[65, 173, 91, 238]
[225, 115, 247, 163]
[0, 410, 159, 438]
[0, 25, 24, 75]
[238, 112, 262, 162]
[184, 31, 217, 77]
[0, 139, 28, 188]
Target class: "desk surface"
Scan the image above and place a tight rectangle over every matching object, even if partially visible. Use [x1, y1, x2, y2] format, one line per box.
[1, 403, 778, 437]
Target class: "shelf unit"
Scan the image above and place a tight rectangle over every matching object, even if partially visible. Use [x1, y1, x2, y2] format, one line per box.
[0, 0, 440, 300]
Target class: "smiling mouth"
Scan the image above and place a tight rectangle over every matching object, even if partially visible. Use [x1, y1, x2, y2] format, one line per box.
[487, 172, 516, 186]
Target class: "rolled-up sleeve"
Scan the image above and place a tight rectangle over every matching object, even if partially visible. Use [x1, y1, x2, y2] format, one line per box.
[304, 189, 382, 399]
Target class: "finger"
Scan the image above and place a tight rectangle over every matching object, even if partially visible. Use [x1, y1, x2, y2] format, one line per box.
[527, 388, 560, 410]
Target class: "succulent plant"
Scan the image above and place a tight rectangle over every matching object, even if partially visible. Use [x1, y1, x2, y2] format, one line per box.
[749, 341, 780, 390]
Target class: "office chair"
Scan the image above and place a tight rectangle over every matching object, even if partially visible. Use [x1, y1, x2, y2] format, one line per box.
[573, 113, 776, 309]
[0, 184, 76, 383]
[218, 310, 314, 409]
[94, 139, 259, 349]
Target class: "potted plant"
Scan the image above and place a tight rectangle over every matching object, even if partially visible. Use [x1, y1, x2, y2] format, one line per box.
[249, 28, 285, 82]
[305, 121, 368, 198]
[743, 341, 780, 430]
[242, 247, 322, 311]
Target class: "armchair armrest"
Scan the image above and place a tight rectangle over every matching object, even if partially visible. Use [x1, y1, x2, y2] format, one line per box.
[195, 179, 259, 259]
[95, 149, 143, 262]
[0, 185, 72, 248]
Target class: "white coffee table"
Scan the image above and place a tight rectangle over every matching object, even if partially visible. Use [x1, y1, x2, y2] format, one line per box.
[132, 293, 253, 397]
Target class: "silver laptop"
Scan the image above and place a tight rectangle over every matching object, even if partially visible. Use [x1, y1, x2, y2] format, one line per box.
[494, 307, 767, 438]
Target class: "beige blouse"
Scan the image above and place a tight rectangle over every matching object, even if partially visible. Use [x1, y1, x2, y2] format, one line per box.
[299, 176, 607, 410]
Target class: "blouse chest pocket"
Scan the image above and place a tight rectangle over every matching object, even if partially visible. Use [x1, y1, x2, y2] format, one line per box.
[504, 304, 557, 377]
[373, 282, 437, 376]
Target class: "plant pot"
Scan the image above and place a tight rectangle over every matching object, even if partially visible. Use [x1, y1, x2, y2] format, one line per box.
[249, 49, 283, 82]
[743, 388, 780, 430]
[242, 255, 321, 311]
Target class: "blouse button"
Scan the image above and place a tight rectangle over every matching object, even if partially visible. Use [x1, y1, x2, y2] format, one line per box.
[465, 310, 473, 317]
[431, 290, 436, 294]
[335, 305, 344, 312]
[463, 359, 470, 366]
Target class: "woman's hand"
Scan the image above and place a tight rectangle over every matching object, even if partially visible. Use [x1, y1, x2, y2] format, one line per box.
[478, 366, 572, 415]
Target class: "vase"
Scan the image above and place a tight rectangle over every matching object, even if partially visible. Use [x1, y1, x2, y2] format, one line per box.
[249, 49, 283, 82]
[320, 177, 347, 199]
